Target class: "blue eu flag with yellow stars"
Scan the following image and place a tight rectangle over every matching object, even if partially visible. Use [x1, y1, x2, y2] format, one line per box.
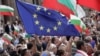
[16, 0, 80, 36]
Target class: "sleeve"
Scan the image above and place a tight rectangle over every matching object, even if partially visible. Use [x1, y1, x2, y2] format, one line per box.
[74, 53, 83, 56]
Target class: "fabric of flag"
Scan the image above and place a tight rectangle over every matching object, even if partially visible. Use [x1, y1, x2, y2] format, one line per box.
[2, 37, 11, 44]
[13, 31, 18, 36]
[69, 15, 86, 30]
[69, 15, 90, 35]
[16, 0, 80, 36]
[69, 15, 83, 32]
[3, 33, 13, 41]
[25, 34, 31, 38]
[58, 0, 87, 34]
[77, 0, 100, 11]
[58, 0, 86, 18]
[58, 0, 75, 13]
[76, 5, 86, 18]
[42, 0, 74, 18]
[70, 0, 86, 18]
[0, 5, 14, 16]
[2, 33, 13, 44]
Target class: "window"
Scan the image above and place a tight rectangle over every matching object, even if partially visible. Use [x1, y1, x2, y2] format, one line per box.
[32, 0, 41, 5]
[1, 0, 7, 4]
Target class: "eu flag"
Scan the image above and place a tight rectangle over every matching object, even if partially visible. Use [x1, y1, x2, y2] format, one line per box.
[16, 0, 80, 36]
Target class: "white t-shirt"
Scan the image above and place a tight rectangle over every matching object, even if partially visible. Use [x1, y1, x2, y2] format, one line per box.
[49, 52, 55, 56]
[0, 38, 4, 50]
[74, 50, 88, 56]
[19, 32, 27, 38]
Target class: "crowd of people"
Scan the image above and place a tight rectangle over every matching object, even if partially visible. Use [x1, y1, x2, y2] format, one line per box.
[0, 11, 100, 56]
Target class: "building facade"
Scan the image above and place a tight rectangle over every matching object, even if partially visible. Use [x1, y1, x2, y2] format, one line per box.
[0, 0, 41, 33]
[0, 0, 42, 24]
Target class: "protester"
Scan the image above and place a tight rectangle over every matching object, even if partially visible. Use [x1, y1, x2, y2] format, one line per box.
[4, 21, 15, 35]
[0, 10, 100, 56]
[74, 40, 88, 56]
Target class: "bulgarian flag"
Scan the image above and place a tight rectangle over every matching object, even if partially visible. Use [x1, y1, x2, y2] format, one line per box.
[0, 5, 14, 16]
[2, 33, 13, 44]
[58, 0, 86, 18]
[77, 0, 100, 12]
[42, 0, 74, 18]
[42, 0, 86, 18]
[69, 15, 90, 35]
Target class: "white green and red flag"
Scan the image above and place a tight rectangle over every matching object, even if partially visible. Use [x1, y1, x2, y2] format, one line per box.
[58, 0, 86, 18]
[42, 0, 74, 18]
[2, 33, 13, 44]
[69, 15, 90, 35]
[0, 5, 14, 16]
[42, 0, 86, 18]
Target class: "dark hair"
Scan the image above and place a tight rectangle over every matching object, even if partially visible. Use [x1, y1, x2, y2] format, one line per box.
[0, 50, 4, 54]
[56, 49, 65, 56]
[66, 36, 71, 41]
[92, 36, 97, 44]
[36, 44, 42, 52]
[27, 43, 33, 50]
[20, 49, 27, 56]
[94, 50, 100, 56]
[10, 51, 19, 56]
[76, 41, 84, 50]
[19, 38, 26, 44]
[84, 39, 90, 43]
[33, 52, 40, 56]
[0, 33, 3, 37]
[97, 44, 100, 50]
[18, 49, 22, 55]
[51, 37, 56, 44]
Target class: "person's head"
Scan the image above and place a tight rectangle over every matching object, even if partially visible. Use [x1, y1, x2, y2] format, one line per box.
[76, 40, 86, 51]
[36, 44, 43, 52]
[20, 49, 31, 56]
[48, 44, 57, 54]
[7, 21, 10, 25]
[19, 29, 25, 33]
[10, 51, 19, 56]
[97, 44, 100, 50]
[19, 38, 26, 44]
[44, 36, 51, 43]
[15, 21, 18, 25]
[58, 45, 66, 51]
[33, 52, 40, 56]
[74, 36, 80, 42]
[51, 37, 59, 44]
[84, 36, 92, 43]
[56, 49, 65, 56]
[0, 33, 3, 38]
[27, 43, 33, 50]
[51, 37, 56, 44]
[94, 50, 100, 56]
